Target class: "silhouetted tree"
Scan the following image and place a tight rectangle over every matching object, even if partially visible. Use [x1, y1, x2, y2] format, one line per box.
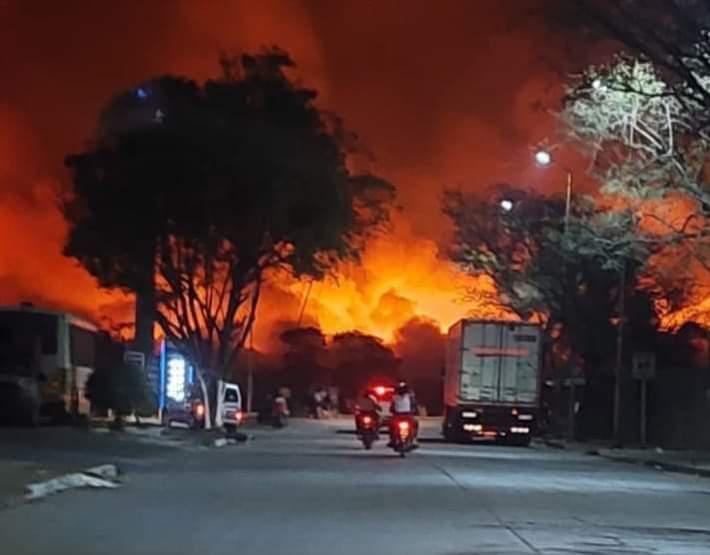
[393, 317, 445, 414]
[568, 1, 710, 122]
[64, 50, 395, 424]
[330, 332, 401, 399]
[279, 326, 331, 389]
[443, 186, 657, 372]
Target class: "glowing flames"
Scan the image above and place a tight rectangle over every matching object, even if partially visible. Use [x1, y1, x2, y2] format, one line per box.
[2, 189, 706, 350]
[0, 185, 131, 326]
[288, 217, 501, 341]
[0, 186, 497, 347]
[1, 1, 707, 344]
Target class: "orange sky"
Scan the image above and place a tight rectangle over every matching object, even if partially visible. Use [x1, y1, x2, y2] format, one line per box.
[4, 0, 701, 344]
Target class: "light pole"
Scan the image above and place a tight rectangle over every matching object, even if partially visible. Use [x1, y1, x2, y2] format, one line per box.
[535, 149, 573, 231]
[535, 148, 576, 439]
[613, 260, 626, 446]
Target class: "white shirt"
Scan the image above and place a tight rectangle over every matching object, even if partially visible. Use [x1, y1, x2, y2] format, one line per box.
[391, 393, 413, 414]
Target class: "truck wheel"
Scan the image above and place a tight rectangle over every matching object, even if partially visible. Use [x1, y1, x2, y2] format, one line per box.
[45, 402, 67, 425]
[443, 425, 456, 443]
[508, 435, 531, 447]
[442, 412, 456, 442]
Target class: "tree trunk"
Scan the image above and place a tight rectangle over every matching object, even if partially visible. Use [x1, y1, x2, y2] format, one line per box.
[134, 287, 155, 359]
[215, 380, 225, 428]
[134, 242, 157, 359]
[198, 372, 212, 430]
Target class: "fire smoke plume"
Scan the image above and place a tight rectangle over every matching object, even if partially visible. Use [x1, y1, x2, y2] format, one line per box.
[1, 0, 706, 350]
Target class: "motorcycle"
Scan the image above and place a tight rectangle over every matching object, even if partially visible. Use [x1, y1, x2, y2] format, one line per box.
[355, 411, 379, 450]
[390, 415, 416, 458]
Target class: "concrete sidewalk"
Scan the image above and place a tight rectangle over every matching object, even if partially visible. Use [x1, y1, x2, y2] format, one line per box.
[539, 437, 710, 478]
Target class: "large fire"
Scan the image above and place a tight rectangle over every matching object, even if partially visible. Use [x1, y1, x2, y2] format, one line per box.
[274, 215, 501, 343]
[1, 1, 707, 349]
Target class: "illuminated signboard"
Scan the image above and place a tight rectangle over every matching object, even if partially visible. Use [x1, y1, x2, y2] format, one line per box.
[166, 356, 187, 402]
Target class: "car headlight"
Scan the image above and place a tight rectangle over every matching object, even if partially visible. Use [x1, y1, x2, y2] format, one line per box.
[463, 424, 483, 432]
[462, 411, 478, 418]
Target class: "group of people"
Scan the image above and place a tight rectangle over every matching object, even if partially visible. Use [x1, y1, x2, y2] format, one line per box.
[310, 387, 335, 419]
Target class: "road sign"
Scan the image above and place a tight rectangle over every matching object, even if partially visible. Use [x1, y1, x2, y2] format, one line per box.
[632, 352, 655, 380]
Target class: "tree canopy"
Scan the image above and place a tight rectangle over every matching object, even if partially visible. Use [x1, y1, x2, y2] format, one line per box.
[443, 185, 660, 372]
[556, 3, 710, 323]
[64, 49, 395, 377]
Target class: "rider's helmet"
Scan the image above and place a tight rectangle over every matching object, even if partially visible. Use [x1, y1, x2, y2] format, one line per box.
[395, 381, 409, 395]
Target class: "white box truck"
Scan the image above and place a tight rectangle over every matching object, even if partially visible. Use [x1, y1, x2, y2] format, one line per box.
[443, 320, 542, 446]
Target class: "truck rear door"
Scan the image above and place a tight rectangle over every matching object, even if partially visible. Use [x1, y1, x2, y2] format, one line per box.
[499, 325, 539, 404]
[460, 322, 540, 404]
[461, 322, 503, 402]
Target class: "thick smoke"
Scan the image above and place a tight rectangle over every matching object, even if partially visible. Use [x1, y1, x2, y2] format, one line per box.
[6, 0, 701, 341]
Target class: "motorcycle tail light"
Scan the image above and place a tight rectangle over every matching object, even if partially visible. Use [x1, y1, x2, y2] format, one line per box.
[194, 403, 205, 418]
[398, 420, 410, 437]
[362, 415, 372, 425]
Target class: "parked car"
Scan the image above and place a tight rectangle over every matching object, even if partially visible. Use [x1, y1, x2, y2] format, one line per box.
[163, 381, 243, 430]
[221, 382, 243, 431]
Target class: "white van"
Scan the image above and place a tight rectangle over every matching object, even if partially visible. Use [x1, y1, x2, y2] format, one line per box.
[220, 382, 243, 430]
[164, 380, 243, 430]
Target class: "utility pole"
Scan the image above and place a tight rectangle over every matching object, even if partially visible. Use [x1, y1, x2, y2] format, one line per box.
[613, 259, 626, 445]
[564, 170, 572, 231]
[297, 279, 314, 328]
[246, 330, 254, 415]
[563, 169, 575, 440]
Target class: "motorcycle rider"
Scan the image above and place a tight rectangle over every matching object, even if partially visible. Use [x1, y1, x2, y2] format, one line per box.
[388, 381, 419, 446]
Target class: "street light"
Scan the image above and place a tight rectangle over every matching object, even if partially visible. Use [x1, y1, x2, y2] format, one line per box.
[535, 147, 575, 440]
[534, 149, 552, 167]
[535, 148, 572, 230]
[591, 78, 607, 92]
[499, 199, 514, 213]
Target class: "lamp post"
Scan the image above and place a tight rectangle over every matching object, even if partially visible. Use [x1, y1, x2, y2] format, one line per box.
[535, 148, 576, 439]
[534, 149, 573, 231]
[613, 260, 626, 445]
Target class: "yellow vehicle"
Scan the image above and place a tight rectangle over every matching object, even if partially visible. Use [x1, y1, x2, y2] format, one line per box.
[0, 304, 98, 425]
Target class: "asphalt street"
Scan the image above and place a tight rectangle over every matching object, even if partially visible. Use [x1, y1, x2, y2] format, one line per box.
[1, 419, 710, 555]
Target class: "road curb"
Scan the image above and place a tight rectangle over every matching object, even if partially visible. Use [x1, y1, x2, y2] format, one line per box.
[602, 454, 710, 479]
[537, 439, 710, 479]
[539, 438, 566, 449]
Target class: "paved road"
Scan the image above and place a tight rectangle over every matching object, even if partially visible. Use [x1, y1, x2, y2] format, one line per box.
[1, 419, 710, 554]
